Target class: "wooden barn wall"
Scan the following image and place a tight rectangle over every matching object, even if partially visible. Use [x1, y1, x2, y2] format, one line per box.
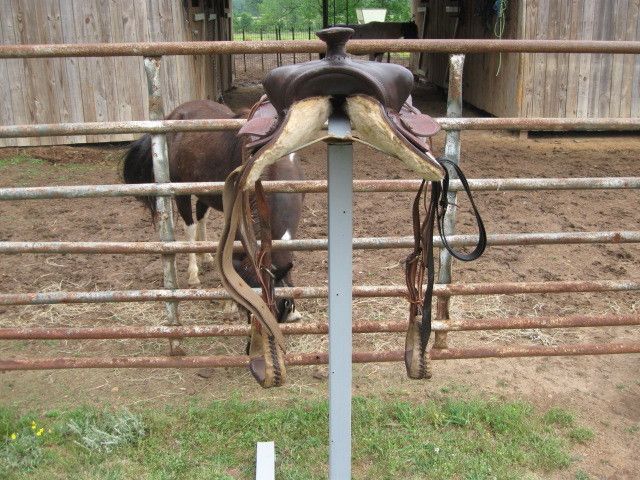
[413, 0, 640, 119]
[0, 0, 226, 147]
[413, 0, 523, 117]
[523, 0, 640, 118]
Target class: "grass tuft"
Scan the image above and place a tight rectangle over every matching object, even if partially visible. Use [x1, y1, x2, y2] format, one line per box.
[568, 427, 595, 444]
[66, 407, 146, 453]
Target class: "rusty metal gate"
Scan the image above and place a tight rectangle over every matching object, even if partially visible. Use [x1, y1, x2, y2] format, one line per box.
[1, 38, 640, 371]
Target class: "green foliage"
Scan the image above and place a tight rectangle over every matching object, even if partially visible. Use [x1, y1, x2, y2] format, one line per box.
[543, 407, 575, 427]
[568, 427, 594, 444]
[0, 396, 595, 479]
[233, 0, 412, 32]
[66, 408, 146, 453]
[0, 411, 52, 476]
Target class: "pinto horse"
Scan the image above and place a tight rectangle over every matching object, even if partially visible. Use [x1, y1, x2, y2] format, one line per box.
[122, 100, 304, 323]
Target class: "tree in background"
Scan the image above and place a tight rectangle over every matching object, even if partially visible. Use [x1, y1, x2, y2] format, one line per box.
[234, 0, 412, 31]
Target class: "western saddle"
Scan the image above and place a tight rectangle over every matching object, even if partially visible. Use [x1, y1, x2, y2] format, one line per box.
[216, 27, 486, 387]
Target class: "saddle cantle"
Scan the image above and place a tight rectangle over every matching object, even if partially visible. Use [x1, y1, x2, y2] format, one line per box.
[216, 27, 486, 388]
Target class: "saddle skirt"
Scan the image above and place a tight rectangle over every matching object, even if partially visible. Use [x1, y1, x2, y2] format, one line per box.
[216, 27, 486, 388]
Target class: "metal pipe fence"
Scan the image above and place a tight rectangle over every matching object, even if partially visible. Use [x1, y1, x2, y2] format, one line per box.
[1, 39, 639, 373]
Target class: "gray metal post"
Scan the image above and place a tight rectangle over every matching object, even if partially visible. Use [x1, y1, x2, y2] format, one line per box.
[434, 54, 465, 350]
[143, 56, 184, 356]
[327, 114, 353, 479]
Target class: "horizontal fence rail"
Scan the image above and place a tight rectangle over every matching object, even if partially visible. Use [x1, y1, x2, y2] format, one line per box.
[1, 177, 639, 201]
[2, 341, 639, 371]
[1, 231, 639, 255]
[1, 280, 639, 306]
[1, 39, 640, 59]
[1, 117, 640, 139]
[2, 314, 639, 340]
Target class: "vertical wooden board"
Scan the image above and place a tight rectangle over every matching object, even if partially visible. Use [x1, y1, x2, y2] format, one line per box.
[119, 0, 146, 121]
[58, 0, 88, 144]
[157, 0, 180, 113]
[565, 0, 584, 117]
[35, 1, 66, 145]
[576, 0, 596, 117]
[95, 0, 119, 132]
[531, 0, 549, 117]
[0, 1, 17, 147]
[170, 2, 191, 104]
[104, 0, 137, 142]
[70, 0, 101, 141]
[134, 0, 151, 118]
[9, 0, 42, 145]
[619, 0, 640, 116]
[23, 0, 58, 130]
[609, 0, 629, 117]
[631, 7, 640, 115]
[542, 0, 560, 116]
[588, 0, 614, 117]
[552, 0, 574, 117]
[45, 0, 85, 144]
[522, 0, 538, 116]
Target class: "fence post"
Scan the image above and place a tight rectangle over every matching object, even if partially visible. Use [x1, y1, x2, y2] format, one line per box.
[292, 27, 296, 64]
[242, 28, 247, 73]
[143, 56, 184, 356]
[260, 28, 264, 71]
[308, 26, 312, 60]
[276, 27, 281, 66]
[434, 54, 465, 350]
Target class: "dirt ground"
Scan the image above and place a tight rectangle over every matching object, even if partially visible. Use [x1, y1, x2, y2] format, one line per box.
[1, 84, 639, 479]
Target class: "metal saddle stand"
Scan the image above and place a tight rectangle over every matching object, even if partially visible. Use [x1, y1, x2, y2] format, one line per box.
[216, 27, 487, 388]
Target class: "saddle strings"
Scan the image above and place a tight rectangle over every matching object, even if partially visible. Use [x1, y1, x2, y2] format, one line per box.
[408, 158, 487, 352]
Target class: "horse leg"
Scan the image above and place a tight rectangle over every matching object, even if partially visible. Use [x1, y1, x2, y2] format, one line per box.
[195, 200, 215, 267]
[175, 195, 201, 286]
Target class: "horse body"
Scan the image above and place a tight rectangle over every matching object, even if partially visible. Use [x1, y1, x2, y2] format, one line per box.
[123, 100, 304, 323]
[335, 21, 419, 61]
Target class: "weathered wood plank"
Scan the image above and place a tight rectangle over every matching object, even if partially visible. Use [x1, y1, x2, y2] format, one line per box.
[631, 4, 640, 116]
[549, 2, 577, 117]
[542, 0, 561, 116]
[9, 0, 41, 145]
[0, 1, 18, 146]
[531, 0, 549, 117]
[58, 0, 87, 144]
[619, 0, 640, 116]
[565, 0, 584, 117]
[576, 0, 597, 117]
[588, 0, 614, 117]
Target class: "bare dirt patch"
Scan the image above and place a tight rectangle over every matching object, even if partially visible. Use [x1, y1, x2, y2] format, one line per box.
[1, 85, 639, 478]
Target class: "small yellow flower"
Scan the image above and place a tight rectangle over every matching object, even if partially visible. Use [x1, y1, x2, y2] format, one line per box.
[48, 429, 52, 433]
[10, 433, 17, 440]
[31, 421, 36, 430]
[36, 428, 44, 437]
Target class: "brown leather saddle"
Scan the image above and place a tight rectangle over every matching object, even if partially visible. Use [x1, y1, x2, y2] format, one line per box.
[216, 27, 486, 387]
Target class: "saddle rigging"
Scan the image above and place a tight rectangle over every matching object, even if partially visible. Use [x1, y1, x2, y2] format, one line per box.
[216, 27, 486, 387]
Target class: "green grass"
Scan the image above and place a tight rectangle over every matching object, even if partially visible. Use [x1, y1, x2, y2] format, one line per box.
[0, 154, 45, 169]
[0, 396, 593, 480]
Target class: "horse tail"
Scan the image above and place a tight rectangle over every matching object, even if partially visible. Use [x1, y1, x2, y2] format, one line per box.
[122, 134, 156, 217]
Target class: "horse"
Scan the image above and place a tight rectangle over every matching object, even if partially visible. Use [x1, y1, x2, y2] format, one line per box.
[122, 100, 304, 324]
[333, 21, 419, 61]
